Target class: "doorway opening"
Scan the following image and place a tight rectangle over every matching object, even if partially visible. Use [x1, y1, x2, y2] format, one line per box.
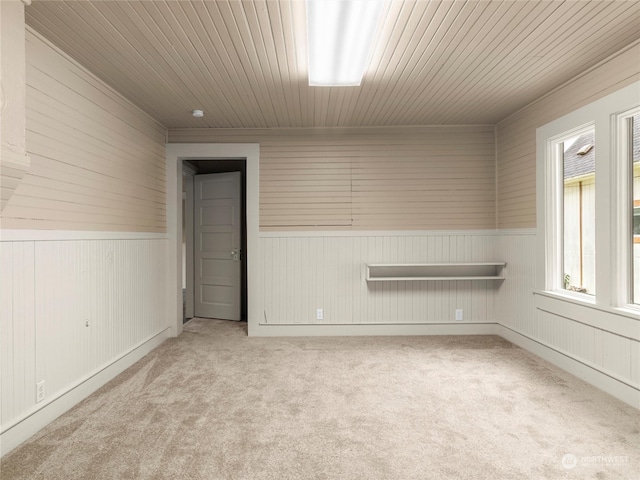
[182, 159, 248, 323]
[166, 142, 259, 337]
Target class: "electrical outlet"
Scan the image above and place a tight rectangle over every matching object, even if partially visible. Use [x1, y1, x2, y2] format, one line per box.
[36, 381, 45, 403]
[455, 309, 463, 321]
[316, 308, 324, 321]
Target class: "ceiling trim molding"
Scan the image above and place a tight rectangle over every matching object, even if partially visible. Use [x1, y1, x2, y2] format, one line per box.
[497, 38, 640, 127]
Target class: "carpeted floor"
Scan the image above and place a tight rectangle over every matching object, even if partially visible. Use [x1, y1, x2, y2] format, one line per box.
[2, 319, 638, 480]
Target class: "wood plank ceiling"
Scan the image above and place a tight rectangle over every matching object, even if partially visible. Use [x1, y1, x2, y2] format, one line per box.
[26, 0, 640, 129]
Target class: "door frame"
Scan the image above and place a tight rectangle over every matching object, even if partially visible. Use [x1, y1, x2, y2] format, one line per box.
[166, 143, 260, 337]
[182, 164, 196, 320]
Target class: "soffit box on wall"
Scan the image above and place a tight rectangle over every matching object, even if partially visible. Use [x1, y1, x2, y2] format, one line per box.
[1, 0, 31, 213]
[0, 149, 30, 213]
[24, 0, 640, 129]
[1, 28, 168, 232]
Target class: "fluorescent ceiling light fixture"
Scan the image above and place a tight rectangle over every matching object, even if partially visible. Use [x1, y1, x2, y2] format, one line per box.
[307, 0, 383, 86]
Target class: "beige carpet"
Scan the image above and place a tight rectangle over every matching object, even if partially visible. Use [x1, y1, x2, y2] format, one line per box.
[2, 319, 638, 480]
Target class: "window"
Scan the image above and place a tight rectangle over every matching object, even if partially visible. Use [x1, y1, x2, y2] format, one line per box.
[562, 129, 595, 295]
[538, 80, 640, 314]
[633, 207, 640, 237]
[613, 107, 640, 308]
[631, 114, 640, 304]
[543, 124, 596, 297]
[613, 107, 640, 307]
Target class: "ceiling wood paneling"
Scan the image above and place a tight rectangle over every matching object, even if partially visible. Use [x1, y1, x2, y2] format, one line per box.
[26, 0, 640, 129]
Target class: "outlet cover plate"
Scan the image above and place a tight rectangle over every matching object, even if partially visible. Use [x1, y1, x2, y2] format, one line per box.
[36, 381, 45, 403]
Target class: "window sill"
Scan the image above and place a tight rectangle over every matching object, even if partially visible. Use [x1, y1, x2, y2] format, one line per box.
[534, 289, 596, 307]
[614, 304, 640, 321]
[535, 290, 640, 321]
[534, 290, 640, 339]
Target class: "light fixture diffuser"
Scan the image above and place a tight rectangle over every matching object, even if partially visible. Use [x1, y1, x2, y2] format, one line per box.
[307, 0, 383, 87]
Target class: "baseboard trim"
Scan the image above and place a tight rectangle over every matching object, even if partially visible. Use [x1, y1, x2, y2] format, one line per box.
[4, 321, 635, 458]
[495, 324, 640, 408]
[0, 328, 170, 457]
[249, 322, 498, 337]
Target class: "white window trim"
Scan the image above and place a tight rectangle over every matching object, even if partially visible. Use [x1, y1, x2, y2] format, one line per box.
[536, 81, 640, 319]
[613, 107, 640, 309]
[545, 122, 594, 295]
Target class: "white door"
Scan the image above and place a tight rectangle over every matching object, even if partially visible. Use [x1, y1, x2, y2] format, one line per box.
[194, 172, 242, 320]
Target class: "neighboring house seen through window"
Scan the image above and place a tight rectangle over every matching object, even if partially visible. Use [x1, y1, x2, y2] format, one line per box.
[563, 130, 595, 295]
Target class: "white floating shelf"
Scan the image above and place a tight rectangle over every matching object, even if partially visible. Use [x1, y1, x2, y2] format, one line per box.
[365, 262, 506, 282]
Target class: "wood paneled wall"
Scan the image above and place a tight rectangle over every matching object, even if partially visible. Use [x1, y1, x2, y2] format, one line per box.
[261, 232, 498, 325]
[1, 29, 167, 232]
[496, 43, 640, 229]
[496, 232, 640, 393]
[169, 126, 496, 231]
[1, 238, 168, 437]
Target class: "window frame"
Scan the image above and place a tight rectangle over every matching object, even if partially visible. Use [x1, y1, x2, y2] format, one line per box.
[536, 81, 640, 318]
[545, 123, 595, 297]
[612, 107, 640, 308]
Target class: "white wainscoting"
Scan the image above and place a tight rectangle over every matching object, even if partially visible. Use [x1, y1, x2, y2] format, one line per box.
[494, 232, 537, 336]
[0, 235, 169, 455]
[259, 231, 500, 331]
[2, 229, 637, 456]
[495, 231, 640, 407]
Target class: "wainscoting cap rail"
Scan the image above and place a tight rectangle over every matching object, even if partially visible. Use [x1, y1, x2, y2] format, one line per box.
[0, 230, 169, 242]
